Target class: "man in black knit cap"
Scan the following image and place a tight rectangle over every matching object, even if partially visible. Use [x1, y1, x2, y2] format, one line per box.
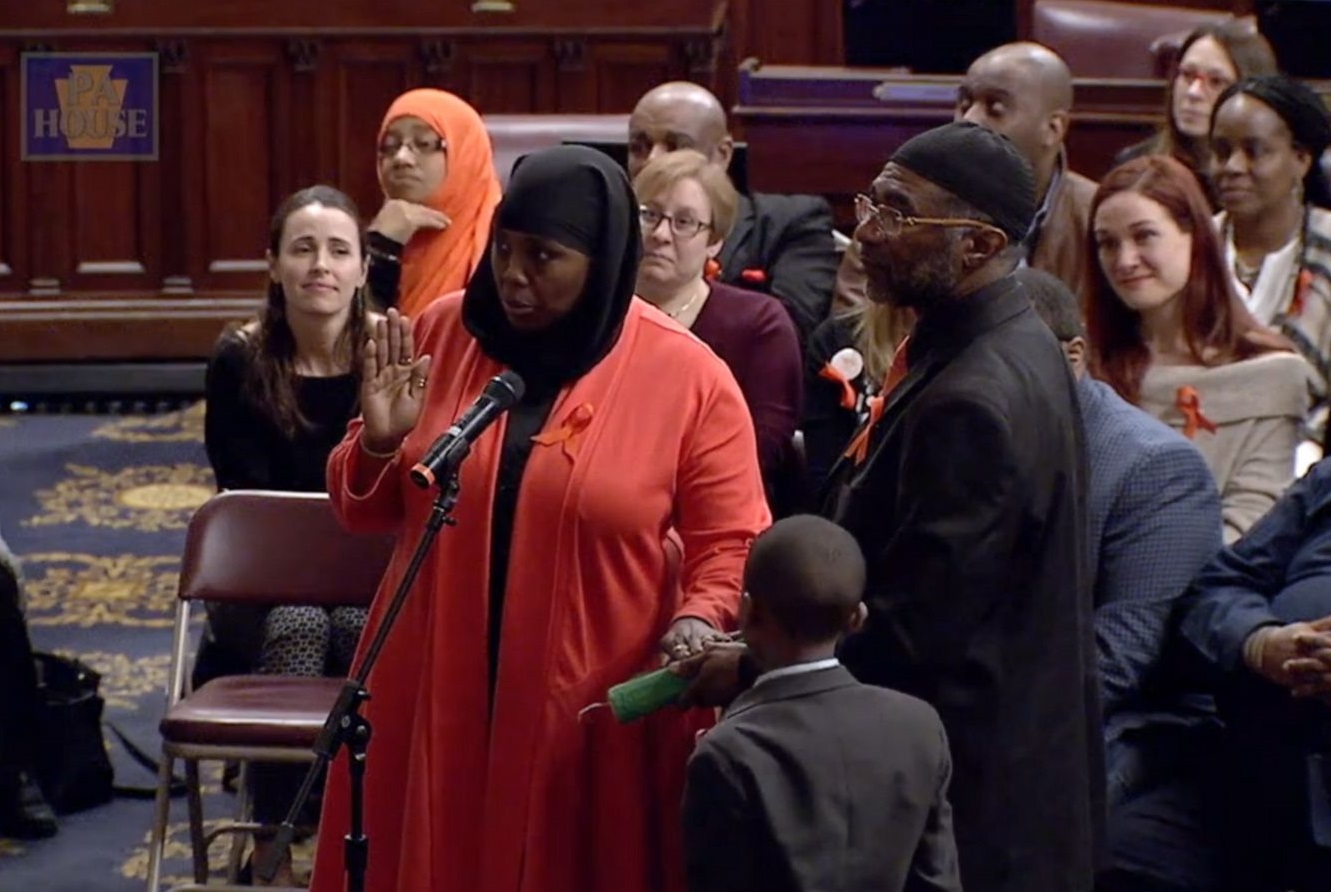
[824, 121, 1103, 892]
[678, 122, 1104, 891]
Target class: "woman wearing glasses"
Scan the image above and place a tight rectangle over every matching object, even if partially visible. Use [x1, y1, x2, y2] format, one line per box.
[1211, 75, 1331, 459]
[1087, 155, 1309, 542]
[1115, 22, 1277, 207]
[632, 150, 802, 509]
[366, 88, 502, 316]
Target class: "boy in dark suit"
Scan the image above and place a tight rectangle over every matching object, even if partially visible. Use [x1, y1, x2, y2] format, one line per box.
[681, 515, 961, 892]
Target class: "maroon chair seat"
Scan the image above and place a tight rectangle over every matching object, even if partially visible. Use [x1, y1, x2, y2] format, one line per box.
[1033, 0, 1236, 78]
[160, 676, 345, 750]
[484, 114, 629, 186]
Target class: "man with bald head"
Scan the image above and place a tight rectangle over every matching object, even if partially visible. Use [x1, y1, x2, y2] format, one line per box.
[956, 41, 1097, 304]
[832, 42, 1095, 312]
[628, 82, 839, 344]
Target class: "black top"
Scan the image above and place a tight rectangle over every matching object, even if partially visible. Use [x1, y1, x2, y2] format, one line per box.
[461, 146, 644, 702]
[801, 313, 877, 496]
[825, 276, 1103, 892]
[366, 231, 404, 309]
[204, 329, 360, 492]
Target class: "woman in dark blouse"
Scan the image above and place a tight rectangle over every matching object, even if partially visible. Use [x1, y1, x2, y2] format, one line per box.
[802, 300, 911, 495]
[202, 184, 372, 885]
[632, 149, 802, 510]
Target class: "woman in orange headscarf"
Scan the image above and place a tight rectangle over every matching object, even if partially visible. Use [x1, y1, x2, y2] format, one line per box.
[366, 88, 502, 317]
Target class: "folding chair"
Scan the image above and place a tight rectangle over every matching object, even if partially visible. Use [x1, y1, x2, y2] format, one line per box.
[145, 490, 394, 891]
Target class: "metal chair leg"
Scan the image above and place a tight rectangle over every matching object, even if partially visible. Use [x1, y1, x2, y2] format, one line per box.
[184, 759, 207, 883]
[145, 752, 175, 891]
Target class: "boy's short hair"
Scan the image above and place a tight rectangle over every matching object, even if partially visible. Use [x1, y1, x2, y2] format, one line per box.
[1015, 266, 1085, 343]
[744, 515, 866, 644]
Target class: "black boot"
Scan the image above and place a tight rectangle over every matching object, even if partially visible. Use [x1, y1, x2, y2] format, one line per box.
[0, 770, 58, 840]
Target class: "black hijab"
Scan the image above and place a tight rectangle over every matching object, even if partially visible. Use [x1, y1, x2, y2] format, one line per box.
[462, 145, 643, 391]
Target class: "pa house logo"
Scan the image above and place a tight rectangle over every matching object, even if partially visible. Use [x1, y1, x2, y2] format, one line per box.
[21, 52, 159, 161]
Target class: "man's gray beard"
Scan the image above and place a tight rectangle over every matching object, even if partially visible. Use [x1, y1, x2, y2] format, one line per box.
[869, 243, 962, 311]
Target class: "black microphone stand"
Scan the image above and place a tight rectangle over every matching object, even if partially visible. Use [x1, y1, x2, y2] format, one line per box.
[257, 472, 462, 890]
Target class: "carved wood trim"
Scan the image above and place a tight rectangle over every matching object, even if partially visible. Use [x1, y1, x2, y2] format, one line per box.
[552, 37, 586, 72]
[285, 37, 320, 73]
[682, 35, 720, 76]
[154, 38, 188, 73]
[420, 39, 456, 76]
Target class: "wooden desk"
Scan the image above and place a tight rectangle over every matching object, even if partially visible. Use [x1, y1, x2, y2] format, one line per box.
[734, 62, 1165, 229]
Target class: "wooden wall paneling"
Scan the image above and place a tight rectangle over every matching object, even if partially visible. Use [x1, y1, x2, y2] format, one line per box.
[331, 40, 416, 223]
[284, 36, 327, 192]
[586, 41, 676, 114]
[155, 37, 194, 295]
[0, 45, 21, 295]
[195, 39, 285, 295]
[48, 35, 160, 296]
[459, 39, 553, 114]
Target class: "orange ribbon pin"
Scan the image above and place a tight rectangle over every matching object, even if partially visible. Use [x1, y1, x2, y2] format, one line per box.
[1176, 385, 1218, 439]
[532, 403, 595, 460]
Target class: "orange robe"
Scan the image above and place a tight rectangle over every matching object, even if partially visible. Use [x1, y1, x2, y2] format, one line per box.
[310, 293, 770, 892]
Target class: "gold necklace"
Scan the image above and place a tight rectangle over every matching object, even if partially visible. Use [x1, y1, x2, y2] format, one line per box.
[666, 282, 707, 321]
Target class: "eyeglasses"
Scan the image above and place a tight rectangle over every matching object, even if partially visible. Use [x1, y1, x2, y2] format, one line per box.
[377, 136, 446, 158]
[639, 206, 712, 238]
[1174, 64, 1235, 95]
[853, 194, 1009, 243]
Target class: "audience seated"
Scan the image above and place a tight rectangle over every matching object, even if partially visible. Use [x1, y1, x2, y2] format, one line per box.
[1211, 75, 1331, 457]
[0, 530, 58, 841]
[1086, 155, 1310, 542]
[202, 185, 375, 885]
[1116, 22, 1278, 208]
[628, 82, 839, 347]
[682, 515, 961, 892]
[1022, 267, 1223, 807]
[365, 89, 501, 317]
[1104, 460, 1331, 892]
[631, 150, 803, 508]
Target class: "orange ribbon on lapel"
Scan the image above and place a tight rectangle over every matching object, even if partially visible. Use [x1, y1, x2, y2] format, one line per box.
[841, 337, 911, 465]
[532, 403, 595, 460]
[819, 363, 858, 410]
[1176, 385, 1217, 439]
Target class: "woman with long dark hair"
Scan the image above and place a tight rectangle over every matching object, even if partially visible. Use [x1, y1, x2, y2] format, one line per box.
[1087, 155, 1310, 542]
[203, 184, 373, 883]
[1116, 21, 1278, 205]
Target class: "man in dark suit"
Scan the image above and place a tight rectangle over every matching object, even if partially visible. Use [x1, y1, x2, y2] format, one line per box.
[1021, 267, 1223, 808]
[826, 122, 1102, 892]
[683, 514, 960, 892]
[627, 82, 838, 345]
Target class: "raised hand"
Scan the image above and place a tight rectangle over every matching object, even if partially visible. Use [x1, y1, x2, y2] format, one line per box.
[369, 199, 450, 245]
[360, 309, 431, 453]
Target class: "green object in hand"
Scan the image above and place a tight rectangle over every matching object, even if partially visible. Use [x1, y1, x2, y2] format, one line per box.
[607, 667, 691, 723]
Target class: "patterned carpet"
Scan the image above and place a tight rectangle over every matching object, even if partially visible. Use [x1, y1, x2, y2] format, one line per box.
[0, 404, 271, 891]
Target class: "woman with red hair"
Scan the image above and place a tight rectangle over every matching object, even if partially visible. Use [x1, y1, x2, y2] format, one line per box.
[1087, 155, 1311, 542]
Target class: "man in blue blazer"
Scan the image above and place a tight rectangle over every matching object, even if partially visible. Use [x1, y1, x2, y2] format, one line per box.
[1021, 267, 1223, 806]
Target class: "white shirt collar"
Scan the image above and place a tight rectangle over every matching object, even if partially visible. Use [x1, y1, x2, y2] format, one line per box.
[752, 657, 840, 688]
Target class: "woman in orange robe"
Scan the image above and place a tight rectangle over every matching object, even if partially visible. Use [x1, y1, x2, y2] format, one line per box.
[310, 145, 771, 892]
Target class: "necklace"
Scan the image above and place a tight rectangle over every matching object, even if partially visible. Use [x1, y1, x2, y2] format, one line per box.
[666, 282, 707, 321]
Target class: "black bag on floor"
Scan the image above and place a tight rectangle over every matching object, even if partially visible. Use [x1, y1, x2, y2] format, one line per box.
[32, 651, 114, 813]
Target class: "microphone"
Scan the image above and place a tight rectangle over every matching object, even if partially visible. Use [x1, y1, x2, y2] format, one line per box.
[409, 370, 525, 489]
